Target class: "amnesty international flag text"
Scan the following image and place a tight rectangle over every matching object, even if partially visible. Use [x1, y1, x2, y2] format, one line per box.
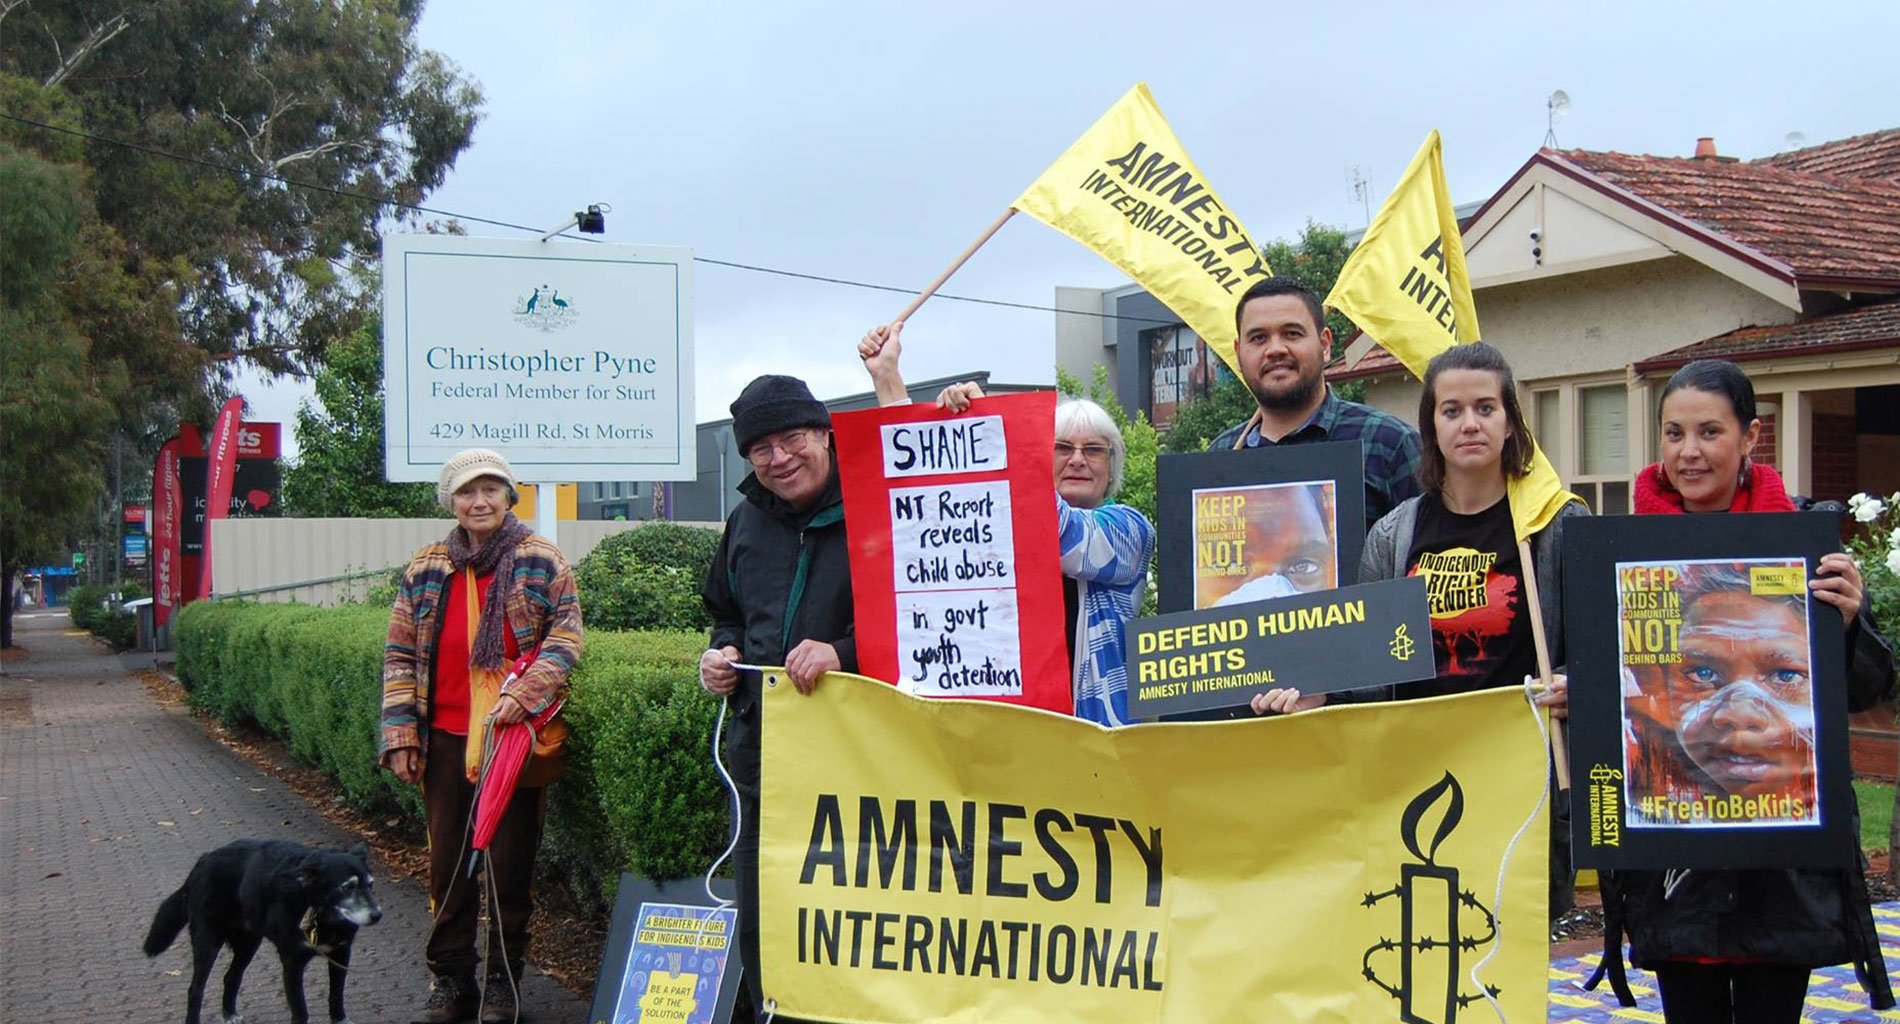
[1325, 131, 1575, 540]
[1013, 83, 1270, 376]
[757, 671, 1548, 1022]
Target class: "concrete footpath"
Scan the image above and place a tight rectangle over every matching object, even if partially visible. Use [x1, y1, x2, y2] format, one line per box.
[0, 610, 587, 1023]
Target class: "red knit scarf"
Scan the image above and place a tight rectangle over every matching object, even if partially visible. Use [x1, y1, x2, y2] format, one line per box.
[1632, 462, 1796, 514]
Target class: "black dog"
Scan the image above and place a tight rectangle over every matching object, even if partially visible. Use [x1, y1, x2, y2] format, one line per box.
[145, 839, 383, 1024]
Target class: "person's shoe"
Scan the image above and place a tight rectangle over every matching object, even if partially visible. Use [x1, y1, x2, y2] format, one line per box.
[480, 969, 523, 1024]
[413, 972, 480, 1024]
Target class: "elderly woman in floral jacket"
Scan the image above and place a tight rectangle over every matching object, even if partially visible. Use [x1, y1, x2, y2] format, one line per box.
[380, 448, 584, 1024]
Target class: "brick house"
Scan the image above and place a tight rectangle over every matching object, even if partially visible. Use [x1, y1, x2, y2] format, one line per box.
[1332, 129, 1900, 775]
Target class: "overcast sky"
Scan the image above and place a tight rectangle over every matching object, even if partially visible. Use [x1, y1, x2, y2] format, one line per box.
[239, 0, 1900, 459]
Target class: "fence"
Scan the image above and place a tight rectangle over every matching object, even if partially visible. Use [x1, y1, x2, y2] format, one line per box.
[206, 518, 718, 605]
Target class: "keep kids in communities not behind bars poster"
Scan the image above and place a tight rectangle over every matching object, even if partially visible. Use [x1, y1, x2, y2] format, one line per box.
[1563, 513, 1857, 870]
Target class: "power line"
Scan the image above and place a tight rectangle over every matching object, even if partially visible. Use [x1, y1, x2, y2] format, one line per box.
[0, 112, 1177, 327]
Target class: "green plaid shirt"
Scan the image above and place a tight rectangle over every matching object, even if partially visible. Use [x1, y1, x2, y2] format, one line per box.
[1208, 388, 1423, 532]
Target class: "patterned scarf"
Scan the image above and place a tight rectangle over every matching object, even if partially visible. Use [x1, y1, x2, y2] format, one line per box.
[445, 512, 533, 668]
[1632, 461, 1796, 515]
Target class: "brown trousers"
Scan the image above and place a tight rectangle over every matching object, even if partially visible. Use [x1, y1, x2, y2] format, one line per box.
[423, 728, 545, 978]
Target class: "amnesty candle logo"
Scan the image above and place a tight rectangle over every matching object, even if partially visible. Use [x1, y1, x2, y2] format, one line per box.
[1362, 772, 1500, 1021]
[512, 283, 578, 332]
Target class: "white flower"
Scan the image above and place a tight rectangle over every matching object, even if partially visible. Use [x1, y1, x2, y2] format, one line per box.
[1890, 524, 1900, 550]
[1888, 547, 1900, 577]
[1854, 496, 1886, 524]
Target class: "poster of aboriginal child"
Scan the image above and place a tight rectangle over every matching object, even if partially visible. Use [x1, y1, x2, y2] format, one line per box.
[1619, 558, 1818, 829]
[1563, 512, 1853, 870]
[1156, 441, 1365, 613]
[1192, 479, 1338, 609]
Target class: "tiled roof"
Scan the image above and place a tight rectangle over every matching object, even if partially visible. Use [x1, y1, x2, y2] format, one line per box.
[1549, 147, 1900, 284]
[1633, 300, 1900, 372]
[1325, 335, 1407, 383]
[1756, 128, 1900, 184]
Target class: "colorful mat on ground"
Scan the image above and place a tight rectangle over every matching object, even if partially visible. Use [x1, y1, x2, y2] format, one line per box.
[1548, 901, 1900, 1021]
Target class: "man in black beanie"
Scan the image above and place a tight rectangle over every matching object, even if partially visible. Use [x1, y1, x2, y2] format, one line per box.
[699, 374, 855, 1023]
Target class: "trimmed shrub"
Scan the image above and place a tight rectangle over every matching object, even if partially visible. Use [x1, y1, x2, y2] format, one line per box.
[173, 600, 722, 907]
[575, 522, 721, 632]
[68, 580, 148, 649]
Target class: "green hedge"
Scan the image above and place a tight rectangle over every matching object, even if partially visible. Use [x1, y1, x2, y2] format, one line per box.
[173, 600, 726, 908]
[574, 522, 721, 632]
[68, 580, 147, 650]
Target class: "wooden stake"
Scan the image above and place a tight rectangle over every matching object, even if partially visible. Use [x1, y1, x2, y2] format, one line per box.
[890, 209, 1017, 325]
[1518, 537, 1571, 790]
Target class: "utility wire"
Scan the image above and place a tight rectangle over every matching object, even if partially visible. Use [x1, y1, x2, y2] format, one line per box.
[0, 111, 1177, 326]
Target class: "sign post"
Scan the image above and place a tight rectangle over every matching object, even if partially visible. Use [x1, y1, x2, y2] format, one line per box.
[381, 234, 697, 525]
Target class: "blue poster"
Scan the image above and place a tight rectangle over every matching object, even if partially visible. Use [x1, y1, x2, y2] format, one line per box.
[607, 900, 738, 1024]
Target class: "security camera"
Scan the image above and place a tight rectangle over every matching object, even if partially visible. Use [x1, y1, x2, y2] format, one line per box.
[1532, 246, 1543, 260]
[1529, 228, 1543, 242]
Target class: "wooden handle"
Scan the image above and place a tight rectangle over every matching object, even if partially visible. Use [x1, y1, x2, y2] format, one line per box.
[890, 209, 1017, 325]
[1518, 537, 1571, 791]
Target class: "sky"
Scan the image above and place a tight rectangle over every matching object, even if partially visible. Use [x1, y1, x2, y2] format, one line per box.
[237, 0, 1900, 460]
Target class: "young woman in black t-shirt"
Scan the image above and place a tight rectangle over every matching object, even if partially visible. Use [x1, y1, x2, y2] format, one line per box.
[1255, 342, 1587, 915]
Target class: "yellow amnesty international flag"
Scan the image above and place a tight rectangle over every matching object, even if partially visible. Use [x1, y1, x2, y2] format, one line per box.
[1325, 131, 1481, 364]
[758, 671, 1548, 1023]
[1325, 131, 1575, 539]
[1013, 84, 1270, 377]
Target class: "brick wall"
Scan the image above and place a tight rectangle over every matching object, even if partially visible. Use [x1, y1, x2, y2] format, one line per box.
[1755, 412, 1777, 469]
[1811, 412, 1860, 502]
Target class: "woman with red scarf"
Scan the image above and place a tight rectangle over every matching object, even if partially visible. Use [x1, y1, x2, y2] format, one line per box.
[1600, 360, 1893, 1022]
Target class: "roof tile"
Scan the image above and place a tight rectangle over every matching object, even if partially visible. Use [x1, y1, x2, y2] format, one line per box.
[1552, 147, 1900, 283]
[1633, 300, 1900, 371]
[1756, 128, 1900, 184]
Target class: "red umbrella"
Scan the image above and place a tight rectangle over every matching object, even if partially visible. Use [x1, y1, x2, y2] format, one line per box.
[472, 649, 560, 853]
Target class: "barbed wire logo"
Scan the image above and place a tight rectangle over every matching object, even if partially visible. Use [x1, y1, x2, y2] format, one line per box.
[1361, 771, 1499, 1022]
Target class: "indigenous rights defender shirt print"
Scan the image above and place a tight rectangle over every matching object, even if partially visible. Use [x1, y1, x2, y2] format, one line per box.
[1402, 494, 1536, 699]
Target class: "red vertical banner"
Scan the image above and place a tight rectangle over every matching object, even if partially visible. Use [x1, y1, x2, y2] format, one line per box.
[197, 397, 244, 600]
[153, 439, 183, 628]
[832, 391, 1070, 714]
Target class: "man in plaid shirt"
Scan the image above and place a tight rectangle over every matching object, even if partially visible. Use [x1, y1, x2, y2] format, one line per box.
[1209, 276, 1422, 533]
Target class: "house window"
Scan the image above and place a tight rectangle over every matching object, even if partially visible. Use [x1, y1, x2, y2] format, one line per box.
[1531, 381, 1631, 515]
[1577, 385, 1629, 513]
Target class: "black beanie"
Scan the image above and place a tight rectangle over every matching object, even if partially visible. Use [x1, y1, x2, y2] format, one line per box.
[730, 374, 831, 455]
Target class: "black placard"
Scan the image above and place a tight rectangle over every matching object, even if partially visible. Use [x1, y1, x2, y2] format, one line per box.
[1156, 442, 1367, 614]
[586, 875, 743, 1024]
[1126, 576, 1434, 718]
[1562, 513, 1855, 870]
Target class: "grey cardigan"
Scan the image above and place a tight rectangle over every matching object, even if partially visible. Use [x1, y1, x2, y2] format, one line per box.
[1352, 494, 1590, 699]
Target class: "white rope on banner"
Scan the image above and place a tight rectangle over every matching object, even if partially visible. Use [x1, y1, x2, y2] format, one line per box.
[1469, 677, 1556, 1022]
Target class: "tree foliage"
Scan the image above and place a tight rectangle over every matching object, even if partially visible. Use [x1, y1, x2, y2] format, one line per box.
[0, 0, 485, 376]
[1162, 220, 1364, 454]
[282, 317, 437, 517]
[0, 138, 118, 647]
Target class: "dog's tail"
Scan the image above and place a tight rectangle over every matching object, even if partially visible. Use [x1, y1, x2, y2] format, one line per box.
[143, 884, 190, 956]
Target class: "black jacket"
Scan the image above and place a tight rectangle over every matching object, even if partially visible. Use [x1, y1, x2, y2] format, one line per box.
[702, 467, 857, 794]
[1596, 576, 1896, 1008]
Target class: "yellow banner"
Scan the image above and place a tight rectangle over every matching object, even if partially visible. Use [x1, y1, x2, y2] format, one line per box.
[1013, 83, 1269, 377]
[759, 671, 1548, 1023]
[1326, 131, 1575, 539]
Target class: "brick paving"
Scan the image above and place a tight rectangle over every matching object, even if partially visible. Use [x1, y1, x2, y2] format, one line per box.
[0, 610, 586, 1023]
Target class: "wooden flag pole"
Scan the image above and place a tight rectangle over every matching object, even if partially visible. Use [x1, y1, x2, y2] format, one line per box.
[890, 209, 1017, 325]
[1518, 537, 1571, 790]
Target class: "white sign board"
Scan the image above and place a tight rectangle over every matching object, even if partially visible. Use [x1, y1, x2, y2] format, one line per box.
[381, 234, 695, 482]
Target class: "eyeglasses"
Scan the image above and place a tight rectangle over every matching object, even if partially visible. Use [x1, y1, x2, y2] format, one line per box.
[746, 429, 819, 467]
[1053, 441, 1112, 463]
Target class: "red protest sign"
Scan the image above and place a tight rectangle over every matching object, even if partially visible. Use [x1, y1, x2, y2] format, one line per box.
[833, 391, 1070, 714]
